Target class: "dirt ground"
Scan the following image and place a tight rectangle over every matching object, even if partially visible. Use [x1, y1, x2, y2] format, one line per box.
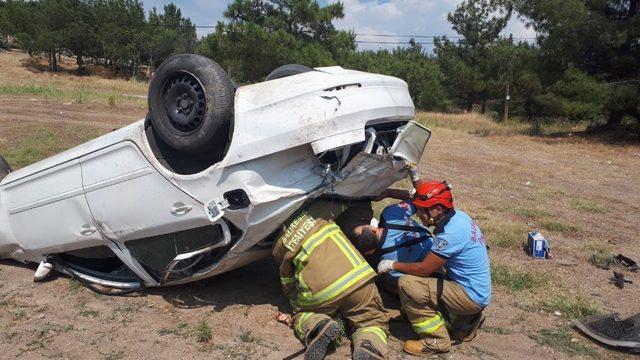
[0, 50, 639, 359]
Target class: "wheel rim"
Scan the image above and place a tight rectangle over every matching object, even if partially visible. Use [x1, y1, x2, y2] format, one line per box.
[162, 72, 206, 134]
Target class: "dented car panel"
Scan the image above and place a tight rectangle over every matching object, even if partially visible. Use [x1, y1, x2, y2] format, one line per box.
[0, 66, 430, 288]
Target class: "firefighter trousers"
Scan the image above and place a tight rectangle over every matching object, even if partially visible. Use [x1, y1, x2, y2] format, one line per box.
[398, 274, 483, 351]
[292, 279, 388, 356]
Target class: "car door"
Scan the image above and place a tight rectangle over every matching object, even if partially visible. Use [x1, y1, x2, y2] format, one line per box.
[80, 141, 231, 284]
[1, 159, 105, 253]
[80, 141, 212, 243]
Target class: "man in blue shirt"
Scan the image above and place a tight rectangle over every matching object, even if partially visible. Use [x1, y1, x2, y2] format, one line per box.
[377, 181, 491, 356]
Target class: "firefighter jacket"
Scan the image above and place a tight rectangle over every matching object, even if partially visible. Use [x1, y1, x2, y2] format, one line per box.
[273, 199, 376, 310]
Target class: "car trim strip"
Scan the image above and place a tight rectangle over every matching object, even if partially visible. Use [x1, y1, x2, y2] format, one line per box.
[8, 167, 154, 215]
[83, 167, 154, 193]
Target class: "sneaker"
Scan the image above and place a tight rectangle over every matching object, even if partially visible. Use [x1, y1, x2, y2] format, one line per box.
[304, 319, 342, 360]
[33, 260, 53, 282]
[403, 339, 450, 357]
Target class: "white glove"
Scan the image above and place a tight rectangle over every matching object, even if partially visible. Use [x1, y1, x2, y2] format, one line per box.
[377, 260, 396, 274]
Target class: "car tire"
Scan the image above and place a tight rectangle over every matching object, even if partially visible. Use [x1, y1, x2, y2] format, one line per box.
[265, 64, 313, 81]
[0, 155, 11, 182]
[148, 54, 234, 154]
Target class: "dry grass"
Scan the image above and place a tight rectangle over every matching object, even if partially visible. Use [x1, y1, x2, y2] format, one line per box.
[415, 111, 586, 137]
[0, 51, 638, 360]
[0, 50, 147, 100]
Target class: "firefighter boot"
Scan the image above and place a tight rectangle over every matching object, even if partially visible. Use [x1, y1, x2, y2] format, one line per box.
[352, 340, 385, 360]
[403, 339, 450, 357]
[304, 319, 342, 360]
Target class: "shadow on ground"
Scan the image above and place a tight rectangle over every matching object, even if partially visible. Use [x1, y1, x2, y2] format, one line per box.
[144, 257, 290, 313]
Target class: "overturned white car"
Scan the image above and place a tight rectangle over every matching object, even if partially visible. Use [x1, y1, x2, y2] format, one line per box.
[0, 55, 430, 291]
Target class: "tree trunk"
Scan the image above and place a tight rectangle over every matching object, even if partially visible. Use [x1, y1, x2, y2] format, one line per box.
[628, 0, 638, 17]
[503, 82, 510, 123]
[606, 111, 623, 129]
[481, 98, 486, 114]
[52, 51, 58, 72]
[465, 100, 473, 112]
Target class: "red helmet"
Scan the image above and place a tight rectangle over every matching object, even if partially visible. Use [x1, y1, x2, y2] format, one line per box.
[413, 181, 454, 209]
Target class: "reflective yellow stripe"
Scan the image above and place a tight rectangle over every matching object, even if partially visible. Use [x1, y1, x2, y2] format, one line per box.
[296, 274, 312, 302]
[293, 224, 342, 299]
[293, 223, 374, 307]
[359, 326, 387, 344]
[296, 312, 313, 337]
[293, 224, 340, 269]
[332, 237, 358, 267]
[294, 228, 338, 294]
[412, 313, 445, 335]
[297, 263, 375, 307]
[335, 232, 362, 265]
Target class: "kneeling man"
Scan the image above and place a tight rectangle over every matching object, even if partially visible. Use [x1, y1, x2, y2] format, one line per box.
[273, 199, 388, 360]
[377, 181, 491, 356]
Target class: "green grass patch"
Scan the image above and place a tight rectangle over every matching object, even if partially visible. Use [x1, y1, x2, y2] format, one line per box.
[481, 326, 514, 335]
[541, 295, 600, 319]
[193, 319, 212, 343]
[68, 278, 83, 292]
[158, 322, 189, 337]
[511, 207, 551, 218]
[537, 187, 566, 200]
[0, 124, 105, 169]
[529, 328, 596, 358]
[104, 350, 126, 360]
[540, 220, 579, 233]
[490, 263, 551, 292]
[569, 198, 607, 214]
[586, 241, 618, 269]
[0, 84, 143, 105]
[483, 221, 529, 248]
[239, 329, 260, 343]
[76, 302, 99, 318]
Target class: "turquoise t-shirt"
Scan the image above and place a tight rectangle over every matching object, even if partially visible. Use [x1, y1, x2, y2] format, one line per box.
[431, 210, 491, 307]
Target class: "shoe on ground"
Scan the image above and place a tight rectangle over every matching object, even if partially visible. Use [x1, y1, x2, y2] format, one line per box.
[33, 260, 53, 282]
[304, 319, 342, 360]
[403, 339, 450, 357]
[454, 313, 486, 342]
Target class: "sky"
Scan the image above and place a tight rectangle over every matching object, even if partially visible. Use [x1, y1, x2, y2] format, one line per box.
[142, 0, 536, 51]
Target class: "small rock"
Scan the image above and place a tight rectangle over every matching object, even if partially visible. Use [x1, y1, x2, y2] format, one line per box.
[63, 102, 72, 105]
[607, 161, 612, 164]
[570, 338, 578, 343]
[553, 311, 562, 316]
[526, 181, 532, 186]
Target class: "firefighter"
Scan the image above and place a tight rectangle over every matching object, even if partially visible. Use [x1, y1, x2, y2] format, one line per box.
[377, 181, 491, 356]
[273, 199, 388, 360]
